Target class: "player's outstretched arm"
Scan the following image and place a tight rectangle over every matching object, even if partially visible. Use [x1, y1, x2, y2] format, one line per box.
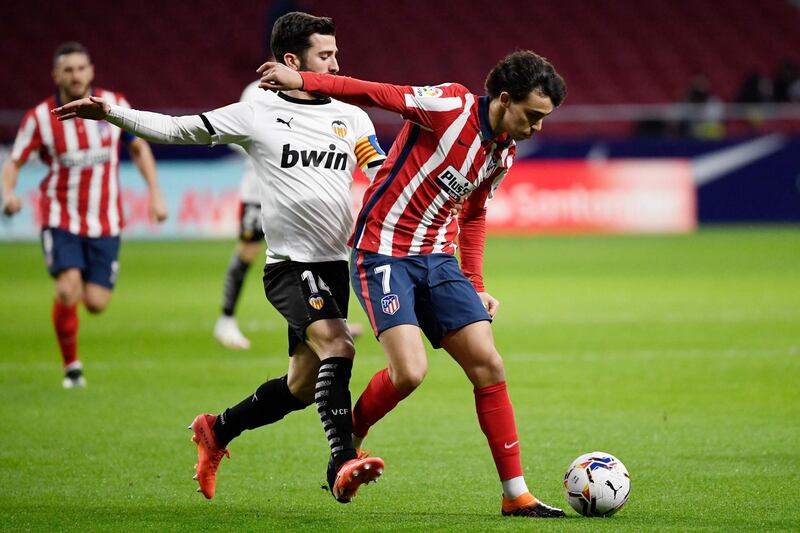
[257, 61, 413, 117]
[53, 99, 224, 146]
[52, 96, 110, 121]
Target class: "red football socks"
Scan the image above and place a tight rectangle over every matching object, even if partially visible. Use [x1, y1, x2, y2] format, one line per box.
[475, 381, 524, 480]
[352, 368, 408, 438]
[52, 300, 79, 367]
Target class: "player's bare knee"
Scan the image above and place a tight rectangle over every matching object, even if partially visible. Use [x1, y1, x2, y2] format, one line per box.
[487, 352, 505, 380]
[315, 335, 355, 359]
[83, 291, 111, 314]
[55, 287, 80, 305]
[84, 299, 108, 314]
[56, 284, 81, 306]
[468, 352, 506, 387]
[390, 364, 427, 394]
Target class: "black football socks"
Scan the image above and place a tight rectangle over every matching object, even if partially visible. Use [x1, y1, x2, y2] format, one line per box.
[221, 254, 251, 316]
[315, 357, 358, 470]
[213, 374, 308, 447]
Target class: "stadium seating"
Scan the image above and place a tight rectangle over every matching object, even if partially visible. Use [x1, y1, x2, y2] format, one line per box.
[2, 0, 799, 114]
[315, 0, 800, 105]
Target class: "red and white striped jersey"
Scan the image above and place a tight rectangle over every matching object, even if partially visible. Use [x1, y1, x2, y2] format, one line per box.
[299, 73, 515, 263]
[11, 89, 133, 237]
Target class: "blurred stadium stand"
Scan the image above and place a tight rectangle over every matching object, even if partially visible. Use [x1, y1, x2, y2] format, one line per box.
[2, 0, 799, 140]
[1, 0, 798, 229]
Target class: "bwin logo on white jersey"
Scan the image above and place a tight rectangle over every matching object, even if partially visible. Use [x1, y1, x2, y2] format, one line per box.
[280, 143, 348, 170]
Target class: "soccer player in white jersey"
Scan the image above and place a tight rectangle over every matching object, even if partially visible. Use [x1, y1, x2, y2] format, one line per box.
[1, 42, 167, 388]
[257, 51, 568, 517]
[54, 13, 387, 504]
[213, 80, 365, 349]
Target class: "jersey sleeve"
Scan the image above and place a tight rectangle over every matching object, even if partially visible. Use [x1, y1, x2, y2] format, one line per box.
[10, 109, 42, 164]
[106, 105, 213, 145]
[226, 81, 262, 156]
[105, 101, 252, 147]
[300, 72, 469, 131]
[114, 93, 136, 144]
[240, 81, 262, 103]
[457, 144, 516, 292]
[352, 109, 386, 181]
[458, 178, 492, 292]
[202, 102, 255, 147]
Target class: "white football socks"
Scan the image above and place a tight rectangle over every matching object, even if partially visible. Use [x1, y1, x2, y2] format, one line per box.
[502, 476, 529, 499]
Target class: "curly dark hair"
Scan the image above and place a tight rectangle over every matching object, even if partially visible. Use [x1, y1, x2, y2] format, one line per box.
[53, 42, 90, 66]
[270, 12, 336, 65]
[485, 50, 566, 107]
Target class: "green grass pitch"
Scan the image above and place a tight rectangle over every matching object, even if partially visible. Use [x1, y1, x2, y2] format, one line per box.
[1, 227, 798, 531]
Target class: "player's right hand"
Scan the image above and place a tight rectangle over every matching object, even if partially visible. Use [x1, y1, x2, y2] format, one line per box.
[52, 96, 110, 122]
[2, 193, 22, 216]
[478, 291, 500, 318]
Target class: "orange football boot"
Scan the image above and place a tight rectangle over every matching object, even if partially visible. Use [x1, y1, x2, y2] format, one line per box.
[190, 413, 230, 499]
[501, 492, 566, 517]
[327, 455, 384, 503]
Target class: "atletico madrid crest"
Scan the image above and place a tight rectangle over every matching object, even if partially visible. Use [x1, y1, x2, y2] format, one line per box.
[308, 295, 325, 310]
[381, 294, 400, 315]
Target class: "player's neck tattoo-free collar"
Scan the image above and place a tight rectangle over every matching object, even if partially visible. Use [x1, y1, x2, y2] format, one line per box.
[277, 92, 331, 105]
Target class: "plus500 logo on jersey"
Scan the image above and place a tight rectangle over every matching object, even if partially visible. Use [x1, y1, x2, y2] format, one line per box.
[435, 165, 476, 198]
[281, 143, 348, 170]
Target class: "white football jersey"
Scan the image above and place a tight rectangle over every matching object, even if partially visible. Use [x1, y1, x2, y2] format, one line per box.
[204, 89, 386, 263]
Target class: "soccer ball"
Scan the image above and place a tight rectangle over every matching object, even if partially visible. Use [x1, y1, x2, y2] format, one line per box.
[563, 451, 630, 517]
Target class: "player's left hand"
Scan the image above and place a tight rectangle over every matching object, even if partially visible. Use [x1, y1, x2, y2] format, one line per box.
[52, 96, 110, 121]
[478, 292, 499, 318]
[450, 195, 466, 216]
[256, 62, 304, 91]
[149, 190, 168, 223]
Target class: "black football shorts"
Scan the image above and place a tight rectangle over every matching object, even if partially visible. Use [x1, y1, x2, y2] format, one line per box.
[263, 259, 350, 355]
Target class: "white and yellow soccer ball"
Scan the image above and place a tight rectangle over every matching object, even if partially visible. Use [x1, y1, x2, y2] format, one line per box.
[563, 451, 630, 517]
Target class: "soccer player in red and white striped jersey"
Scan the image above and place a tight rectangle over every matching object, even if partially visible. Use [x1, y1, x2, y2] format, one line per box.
[258, 51, 568, 517]
[1, 42, 167, 388]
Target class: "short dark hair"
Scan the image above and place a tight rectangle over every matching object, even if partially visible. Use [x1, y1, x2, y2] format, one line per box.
[270, 12, 335, 65]
[53, 42, 90, 66]
[485, 50, 567, 107]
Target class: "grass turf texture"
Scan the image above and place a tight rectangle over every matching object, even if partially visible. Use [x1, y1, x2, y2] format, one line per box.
[0, 227, 798, 532]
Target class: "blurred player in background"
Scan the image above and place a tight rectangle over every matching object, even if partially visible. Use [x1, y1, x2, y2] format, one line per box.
[211, 81, 268, 350]
[54, 13, 386, 504]
[258, 50, 567, 517]
[1, 42, 167, 389]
